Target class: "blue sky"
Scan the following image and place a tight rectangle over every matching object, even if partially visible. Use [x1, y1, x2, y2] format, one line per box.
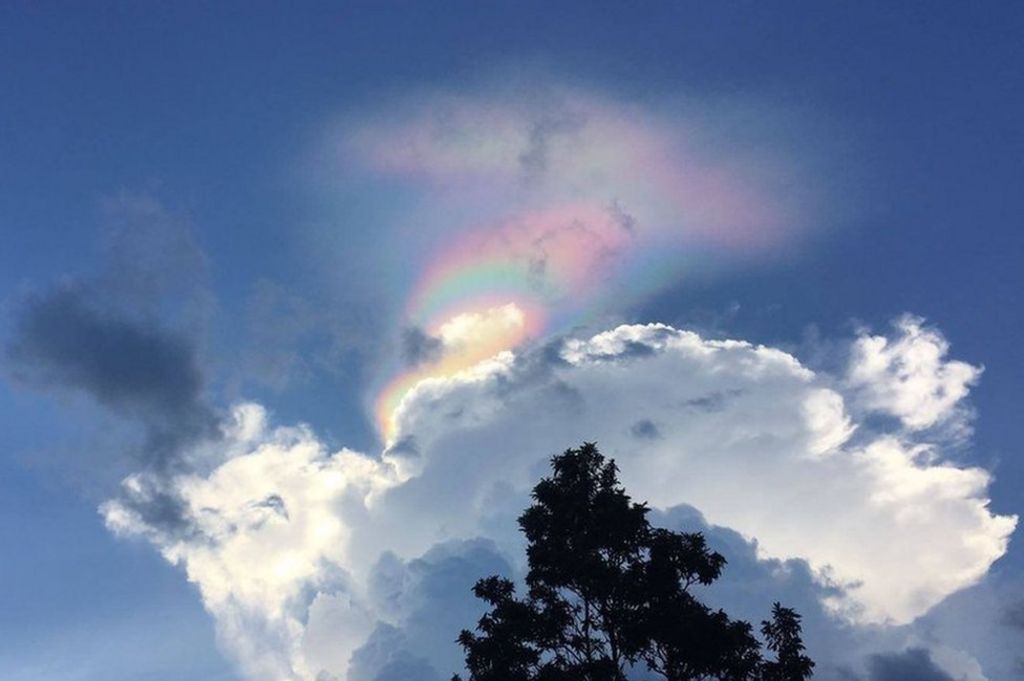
[2, 3, 1022, 680]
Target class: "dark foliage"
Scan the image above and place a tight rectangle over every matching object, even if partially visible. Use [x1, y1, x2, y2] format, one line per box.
[455, 443, 814, 681]
[760, 604, 815, 681]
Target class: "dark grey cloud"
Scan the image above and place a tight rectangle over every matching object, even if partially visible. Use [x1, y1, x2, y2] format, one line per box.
[517, 109, 585, 181]
[680, 389, 744, 413]
[252, 494, 289, 521]
[354, 539, 514, 681]
[630, 418, 661, 439]
[1002, 599, 1024, 630]
[607, 200, 638, 236]
[347, 624, 440, 681]
[384, 435, 421, 462]
[866, 648, 955, 681]
[372, 655, 442, 681]
[652, 504, 856, 681]
[590, 338, 661, 363]
[9, 286, 201, 417]
[4, 194, 219, 472]
[121, 480, 195, 538]
[401, 327, 444, 368]
[8, 285, 219, 467]
[488, 338, 572, 400]
[349, 504, 866, 681]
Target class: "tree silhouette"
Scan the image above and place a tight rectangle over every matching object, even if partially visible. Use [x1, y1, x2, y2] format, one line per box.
[454, 443, 814, 681]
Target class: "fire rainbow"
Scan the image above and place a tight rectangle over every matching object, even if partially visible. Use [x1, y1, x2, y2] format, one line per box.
[359, 90, 811, 445]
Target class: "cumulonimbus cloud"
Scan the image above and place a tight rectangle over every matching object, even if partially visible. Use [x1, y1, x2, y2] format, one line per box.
[102, 318, 1015, 680]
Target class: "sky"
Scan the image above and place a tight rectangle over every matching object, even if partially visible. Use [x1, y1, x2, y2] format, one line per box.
[1, 2, 1023, 680]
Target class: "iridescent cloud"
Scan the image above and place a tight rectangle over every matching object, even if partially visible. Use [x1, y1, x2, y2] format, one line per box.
[335, 84, 819, 440]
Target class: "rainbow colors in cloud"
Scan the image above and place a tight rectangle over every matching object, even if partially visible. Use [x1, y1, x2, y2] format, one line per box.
[407, 202, 634, 329]
[374, 202, 636, 441]
[375, 303, 544, 442]
[342, 84, 816, 443]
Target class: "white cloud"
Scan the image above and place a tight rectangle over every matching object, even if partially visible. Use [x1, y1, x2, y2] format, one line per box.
[435, 303, 526, 352]
[385, 323, 1013, 625]
[103, 321, 1016, 680]
[847, 315, 982, 431]
[103, 404, 402, 681]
